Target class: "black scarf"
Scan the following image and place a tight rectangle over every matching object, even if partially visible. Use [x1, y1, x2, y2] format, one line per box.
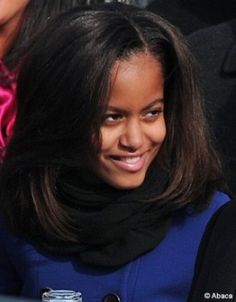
[36, 166, 172, 267]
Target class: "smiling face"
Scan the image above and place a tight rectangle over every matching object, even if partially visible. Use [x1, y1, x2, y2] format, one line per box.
[94, 52, 166, 190]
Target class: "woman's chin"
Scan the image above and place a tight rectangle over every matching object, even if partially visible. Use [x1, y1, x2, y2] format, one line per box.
[102, 173, 146, 190]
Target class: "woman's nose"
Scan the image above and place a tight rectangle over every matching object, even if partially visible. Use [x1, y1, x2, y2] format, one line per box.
[119, 119, 144, 151]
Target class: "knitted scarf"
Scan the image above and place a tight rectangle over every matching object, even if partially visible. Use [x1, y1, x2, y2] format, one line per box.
[36, 165, 172, 267]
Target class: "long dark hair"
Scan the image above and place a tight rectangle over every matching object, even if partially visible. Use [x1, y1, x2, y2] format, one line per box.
[3, 0, 89, 69]
[0, 3, 223, 241]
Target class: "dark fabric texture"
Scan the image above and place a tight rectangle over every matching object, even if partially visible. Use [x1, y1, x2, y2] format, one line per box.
[188, 199, 236, 301]
[147, 0, 236, 35]
[188, 19, 236, 195]
[33, 166, 173, 267]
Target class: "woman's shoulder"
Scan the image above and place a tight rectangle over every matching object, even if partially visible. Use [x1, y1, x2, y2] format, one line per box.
[183, 191, 231, 222]
[191, 191, 231, 220]
[204, 191, 231, 216]
[209, 191, 231, 208]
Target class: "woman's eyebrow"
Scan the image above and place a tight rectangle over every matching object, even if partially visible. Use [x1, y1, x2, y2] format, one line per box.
[107, 98, 164, 113]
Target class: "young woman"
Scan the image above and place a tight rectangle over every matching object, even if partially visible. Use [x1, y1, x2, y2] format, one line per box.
[0, 0, 88, 160]
[0, 3, 230, 302]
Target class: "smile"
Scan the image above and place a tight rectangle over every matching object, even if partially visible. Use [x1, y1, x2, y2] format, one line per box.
[109, 154, 146, 172]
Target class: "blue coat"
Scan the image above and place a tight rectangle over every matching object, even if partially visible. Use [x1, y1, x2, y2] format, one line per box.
[0, 192, 229, 302]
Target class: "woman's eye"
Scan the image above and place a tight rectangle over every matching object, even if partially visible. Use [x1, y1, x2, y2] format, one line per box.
[104, 114, 123, 124]
[145, 109, 162, 119]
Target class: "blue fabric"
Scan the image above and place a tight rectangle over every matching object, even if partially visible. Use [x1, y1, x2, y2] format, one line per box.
[0, 192, 230, 302]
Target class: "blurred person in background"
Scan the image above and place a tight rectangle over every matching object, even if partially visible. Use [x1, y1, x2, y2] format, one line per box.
[0, 0, 88, 161]
[188, 19, 236, 195]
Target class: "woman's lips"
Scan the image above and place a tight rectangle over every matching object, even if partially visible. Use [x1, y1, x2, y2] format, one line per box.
[109, 153, 146, 172]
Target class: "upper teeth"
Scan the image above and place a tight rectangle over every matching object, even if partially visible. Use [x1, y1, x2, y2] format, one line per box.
[121, 156, 140, 163]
